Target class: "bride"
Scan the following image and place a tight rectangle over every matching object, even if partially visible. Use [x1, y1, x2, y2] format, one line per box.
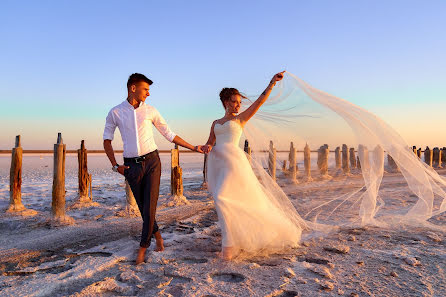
[201, 70, 446, 261]
[202, 71, 307, 260]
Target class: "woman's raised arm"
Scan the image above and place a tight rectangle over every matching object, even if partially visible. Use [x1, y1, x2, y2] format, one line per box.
[238, 71, 285, 126]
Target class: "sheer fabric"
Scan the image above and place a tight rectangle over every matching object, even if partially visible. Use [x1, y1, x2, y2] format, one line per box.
[207, 72, 446, 258]
[243, 72, 446, 229]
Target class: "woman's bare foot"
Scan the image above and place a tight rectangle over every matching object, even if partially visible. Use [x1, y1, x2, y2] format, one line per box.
[154, 231, 165, 252]
[222, 247, 233, 261]
[135, 247, 147, 265]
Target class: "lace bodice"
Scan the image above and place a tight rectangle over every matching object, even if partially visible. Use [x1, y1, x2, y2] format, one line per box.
[214, 120, 243, 147]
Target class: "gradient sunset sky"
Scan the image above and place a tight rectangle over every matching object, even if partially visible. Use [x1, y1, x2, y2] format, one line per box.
[1, 0, 445, 150]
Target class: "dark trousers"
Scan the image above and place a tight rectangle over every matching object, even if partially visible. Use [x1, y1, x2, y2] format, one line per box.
[124, 150, 161, 248]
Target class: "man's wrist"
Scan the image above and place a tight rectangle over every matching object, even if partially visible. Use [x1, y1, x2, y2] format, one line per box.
[112, 164, 120, 172]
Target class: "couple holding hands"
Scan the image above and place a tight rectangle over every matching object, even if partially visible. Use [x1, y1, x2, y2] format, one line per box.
[103, 71, 303, 264]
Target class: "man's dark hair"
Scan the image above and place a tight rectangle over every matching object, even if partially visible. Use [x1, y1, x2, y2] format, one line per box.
[127, 73, 153, 89]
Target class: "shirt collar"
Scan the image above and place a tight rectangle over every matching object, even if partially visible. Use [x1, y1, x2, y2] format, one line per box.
[123, 99, 144, 110]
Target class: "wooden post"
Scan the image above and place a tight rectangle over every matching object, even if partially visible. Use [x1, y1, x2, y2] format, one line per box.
[374, 145, 385, 173]
[167, 144, 189, 206]
[387, 154, 399, 173]
[52, 133, 72, 223]
[244, 139, 252, 160]
[317, 145, 330, 177]
[123, 180, 140, 217]
[8, 135, 25, 212]
[356, 156, 361, 169]
[412, 146, 417, 155]
[358, 145, 369, 173]
[441, 148, 446, 168]
[268, 141, 276, 181]
[77, 140, 92, 203]
[349, 147, 357, 168]
[282, 160, 287, 172]
[289, 142, 297, 182]
[170, 144, 183, 196]
[304, 143, 312, 181]
[201, 154, 208, 189]
[335, 146, 341, 169]
[424, 146, 433, 167]
[433, 147, 442, 168]
[417, 148, 422, 159]
[342, 144, 350, 174]
[173, 166, 184, 195]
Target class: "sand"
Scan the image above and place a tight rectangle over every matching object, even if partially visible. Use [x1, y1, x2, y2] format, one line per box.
[0, 154, 445, 296]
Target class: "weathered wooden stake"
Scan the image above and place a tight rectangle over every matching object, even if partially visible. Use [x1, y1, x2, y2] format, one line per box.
[244, 139, 252, 163]
[342, 144, 350, 174]
[433, 147, 442, 168]
[268, 141, 276, 181]
[52, 133, 69, 221]
[201, 154, 208, 189]
[171, 144, 183, 196]
[349, 147, 357, 168]
[304, 143, 313, 181]
[335, 146, 341, 169]
[289, 142, 297, 182]
[77, 140, 92, 203]
[417, 148, 422, 159]
[317, 145, 330, 177]
[387, 154, 399, 173]
[424, 146, 433, 167]
[374, 145, 385, 173]
[282, 160, 287, 172]
[8, 135, 25, 212]
[124, 180, 140, 217]
[412, 146, 417, 155]
[358, 145, 369, 173]
[441, 148, 446, 168]
[167, 144, 189, 206]
[356, 156, 361, 169]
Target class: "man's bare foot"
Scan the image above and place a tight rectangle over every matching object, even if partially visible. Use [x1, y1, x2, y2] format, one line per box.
[222, 247, 233, 261]
[154, 231, 165, 252]
[135, 247, 147, 265]
[155, 238, 164, 252]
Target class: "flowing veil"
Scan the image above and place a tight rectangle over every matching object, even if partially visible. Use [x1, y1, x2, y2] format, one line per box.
[239, 72, 446, 234]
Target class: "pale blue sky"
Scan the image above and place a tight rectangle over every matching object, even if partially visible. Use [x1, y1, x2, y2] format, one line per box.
[1, 0, 445, 150]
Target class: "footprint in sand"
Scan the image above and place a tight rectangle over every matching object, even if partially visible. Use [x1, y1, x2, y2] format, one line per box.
[210, 272, 245, 283]
[275, 291, 299, 297]
[177, 257, 208, 264]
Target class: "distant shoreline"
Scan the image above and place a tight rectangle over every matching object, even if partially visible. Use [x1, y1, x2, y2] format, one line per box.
[0, 150, 198, 154]
[0, 149, 356, 154]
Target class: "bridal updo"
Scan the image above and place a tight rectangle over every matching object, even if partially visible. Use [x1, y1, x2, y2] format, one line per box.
[219, 88, 247, 108]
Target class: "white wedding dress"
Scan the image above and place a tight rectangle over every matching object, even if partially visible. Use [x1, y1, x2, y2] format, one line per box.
[206, 119, 304, 257]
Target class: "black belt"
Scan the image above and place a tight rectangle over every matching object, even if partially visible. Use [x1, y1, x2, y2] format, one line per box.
[124, 150, 157, 163]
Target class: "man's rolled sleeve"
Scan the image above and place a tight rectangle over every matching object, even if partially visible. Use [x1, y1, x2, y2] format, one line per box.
[152, 109, 177, 142]
[103, 110, 117, 140]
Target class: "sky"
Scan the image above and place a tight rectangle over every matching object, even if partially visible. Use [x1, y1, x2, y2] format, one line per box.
[1, 0, 445, 151]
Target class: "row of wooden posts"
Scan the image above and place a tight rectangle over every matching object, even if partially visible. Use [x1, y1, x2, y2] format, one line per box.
[242, 141, 446, 182]
[8, 134, 94, 221]
[7, 133, 186, 220]
[7, 134, 445, 219]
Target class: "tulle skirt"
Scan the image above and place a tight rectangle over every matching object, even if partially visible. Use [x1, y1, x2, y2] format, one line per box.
[207, 143, 302, 256]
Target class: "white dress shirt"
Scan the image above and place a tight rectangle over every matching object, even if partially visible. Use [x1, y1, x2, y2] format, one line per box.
[103, 100, 177, 158]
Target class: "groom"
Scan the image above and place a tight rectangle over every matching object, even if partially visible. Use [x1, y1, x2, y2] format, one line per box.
[103, 73, 203, 264]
